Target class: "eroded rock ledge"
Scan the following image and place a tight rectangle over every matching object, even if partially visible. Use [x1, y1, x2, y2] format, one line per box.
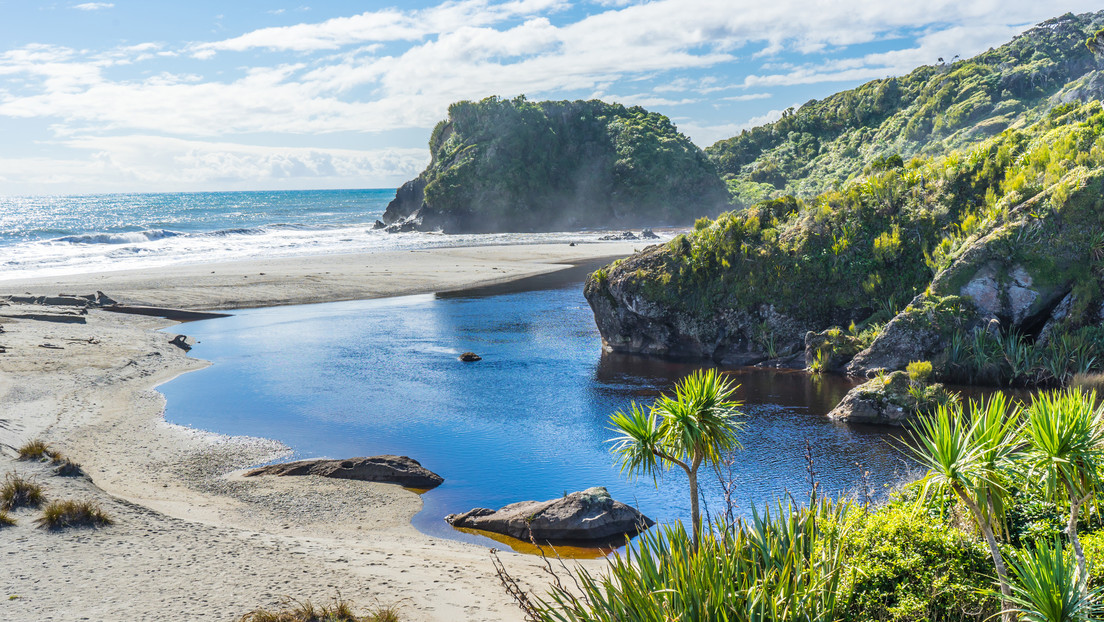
[244, 455, 444, 489]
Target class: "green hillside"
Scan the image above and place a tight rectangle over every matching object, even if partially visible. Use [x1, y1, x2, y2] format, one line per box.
[707, 11, 1104, 208]
[586, 11, 1104, 388]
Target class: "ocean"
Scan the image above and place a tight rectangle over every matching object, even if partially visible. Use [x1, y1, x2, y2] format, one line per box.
[0, 189, 614, 281]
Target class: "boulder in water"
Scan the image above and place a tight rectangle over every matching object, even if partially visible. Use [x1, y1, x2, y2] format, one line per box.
[445, 486, 653, 543]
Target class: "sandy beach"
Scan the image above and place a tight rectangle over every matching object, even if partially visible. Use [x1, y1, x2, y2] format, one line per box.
[0, 240, 643, 621]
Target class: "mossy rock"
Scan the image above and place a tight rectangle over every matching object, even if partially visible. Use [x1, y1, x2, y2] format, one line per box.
[828, 371, 955, 426]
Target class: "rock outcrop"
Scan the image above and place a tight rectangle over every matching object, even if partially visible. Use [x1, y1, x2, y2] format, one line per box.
[827, 372, 915, 425]
[445, 486, 653, 543]
[244, 455, 444, 489]
[584, 224, 856, 365]
[383, 96, 727, 233]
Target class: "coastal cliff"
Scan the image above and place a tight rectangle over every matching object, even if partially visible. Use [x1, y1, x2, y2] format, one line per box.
[384, 96, 728, 233]
[586, 11, 1104, 385]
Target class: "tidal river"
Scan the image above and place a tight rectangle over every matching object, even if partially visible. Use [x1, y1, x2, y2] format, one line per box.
[159, 270, 915, 552]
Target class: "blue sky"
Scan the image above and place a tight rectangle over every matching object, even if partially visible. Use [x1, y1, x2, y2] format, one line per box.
[0, 0, 1097, 194]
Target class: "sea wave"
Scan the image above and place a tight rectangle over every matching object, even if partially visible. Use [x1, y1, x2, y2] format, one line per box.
[55, 229, 183, 245]
[0, 222, 655, 282]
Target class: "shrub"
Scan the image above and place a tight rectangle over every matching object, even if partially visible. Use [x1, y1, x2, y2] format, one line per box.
[36, 500, 112, 530]
[907, 360, 934, 383]
[0, 473, 45, 510]
[838, 502, 997, 621]
[1081, 530, 1104, 586]
[535, 498, 856, 621]
[238, 597, 401, 622]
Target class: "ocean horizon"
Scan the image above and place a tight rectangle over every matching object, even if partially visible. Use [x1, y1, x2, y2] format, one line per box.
[0, 188, 629, 282]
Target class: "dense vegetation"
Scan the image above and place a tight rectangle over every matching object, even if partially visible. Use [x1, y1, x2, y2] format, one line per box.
[707, 11, 1104, 208]
[384, 96, 728, 232]
[525, 390, 1104, 622]
[589, 94, 1104, 382]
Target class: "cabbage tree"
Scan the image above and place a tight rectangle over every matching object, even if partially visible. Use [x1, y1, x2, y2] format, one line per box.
[1022, 388, 1104, 584]
[907, 395, 1022, 622]
[608, 368, 744, 547]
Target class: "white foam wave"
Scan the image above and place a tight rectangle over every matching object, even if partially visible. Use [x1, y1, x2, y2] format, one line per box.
[0, 223, 663, 282]
[55, 228, 183, 244]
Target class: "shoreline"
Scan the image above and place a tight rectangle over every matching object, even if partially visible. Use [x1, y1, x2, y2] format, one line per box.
[0, 240, 643, 621]
[1, 241, 648, 310]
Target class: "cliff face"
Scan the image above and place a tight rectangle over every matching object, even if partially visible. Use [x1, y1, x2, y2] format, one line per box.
[384, 96, 728, 233]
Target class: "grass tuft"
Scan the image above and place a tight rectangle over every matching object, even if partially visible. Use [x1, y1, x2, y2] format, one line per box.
[0, 510, 15, 527]
[16, 439, 64, 463]
[0, 473, 45, 510]
[36, 499, 112, 530]
[239, 597, 401, 622]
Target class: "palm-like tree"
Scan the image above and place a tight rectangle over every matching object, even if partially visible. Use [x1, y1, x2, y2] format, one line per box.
[907, 395, 1022, 622]
[609, 368, 744, 546]
[1022, 388, 1104, 583]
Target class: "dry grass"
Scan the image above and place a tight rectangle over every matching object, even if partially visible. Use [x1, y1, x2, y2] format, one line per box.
[239, 597, 401, 622]
[1072, 373, 1104, 393]
[36, 499, 112, 530]
[16, 439, 63, 463]
[0, 510, 14, 527]
[0, 473, 45, 511]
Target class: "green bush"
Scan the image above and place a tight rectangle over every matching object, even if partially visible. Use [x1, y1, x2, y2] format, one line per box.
[536, 499, 856, 621]
[838, 503, 997, 621]
[907, 360, 934, 383]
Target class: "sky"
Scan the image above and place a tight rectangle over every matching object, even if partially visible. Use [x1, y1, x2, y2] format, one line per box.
[0, 1, 1098, 195]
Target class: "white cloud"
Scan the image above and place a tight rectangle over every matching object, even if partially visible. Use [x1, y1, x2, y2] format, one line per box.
[1, 0, 1099, 191]
[0, 135, 428, 193]
[721, 93, 772, 102]
[73, 2, 114, 10]
[679, 107, 790, 146]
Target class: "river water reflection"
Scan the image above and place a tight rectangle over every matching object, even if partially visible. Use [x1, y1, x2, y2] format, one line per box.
[160, 277, 917, 551]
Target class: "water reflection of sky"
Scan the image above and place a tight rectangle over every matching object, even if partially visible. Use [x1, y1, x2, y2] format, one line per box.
[160, 281, 916, 551]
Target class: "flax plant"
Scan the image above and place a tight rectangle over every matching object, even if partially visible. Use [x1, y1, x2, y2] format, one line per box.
[1004, 539, 1102, 622]
[1021, 388, 1104, 583]
[608, 368, 744, 547]
[906, 395, 1022, 622]
[536, 498, 855, 622]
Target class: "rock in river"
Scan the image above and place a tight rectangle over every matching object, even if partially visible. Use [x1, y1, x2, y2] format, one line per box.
[244, 455, 443, 489]
[445, 486, 653, 543]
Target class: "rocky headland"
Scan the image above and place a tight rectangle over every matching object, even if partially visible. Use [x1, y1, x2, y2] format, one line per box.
[382, 96, 728, 233]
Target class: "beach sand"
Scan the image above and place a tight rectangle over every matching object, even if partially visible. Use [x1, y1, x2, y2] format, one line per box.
[0, 241, 644, 621]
